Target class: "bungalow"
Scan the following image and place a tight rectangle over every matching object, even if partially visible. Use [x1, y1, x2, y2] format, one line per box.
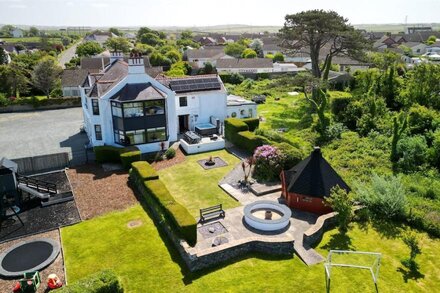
[80, 52, 227, 153]
[186, 48, 233, 67]
[226, 95, 257, 119]
[216, 58, 273, 74]
[262, 44, 283, 56]
[427, 41, 440, 54]
[281, 147, 350, 214]
[61, 69, 89, 97]
[84, 31, 118, 47]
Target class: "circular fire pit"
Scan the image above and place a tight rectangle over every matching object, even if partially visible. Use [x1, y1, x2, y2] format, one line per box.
[0, 238, 60, 277]
[243, 200, 291, 232]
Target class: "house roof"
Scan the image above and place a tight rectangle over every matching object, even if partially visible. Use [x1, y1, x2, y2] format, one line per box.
[283, 147, 350, 198]
[428, 41, 440, 48]
[262, 44, 282, 52]
[216, 58, 273, 69]
[156, 74, 224, 94]
[88, 60, 128, 97]
[80, 56, 152, 72]
[109, 83, 166, 102]
[186, 48, 226, 59]
[404, 42, 426, 48]
[61, 69, 89, 87]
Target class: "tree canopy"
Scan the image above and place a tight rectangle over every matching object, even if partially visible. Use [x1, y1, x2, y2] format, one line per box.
[279, 10, 370, 81]
[104, 37, 131, 53]
[76, 41, 104, 57]
[31, 57, 62, 98]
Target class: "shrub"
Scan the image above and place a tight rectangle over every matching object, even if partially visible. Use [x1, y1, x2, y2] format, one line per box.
[275, 142, 303, 170]
[56, 270, 123, 293]
[355, 173, 407, 220]
[165, 148, 176, 159]
[253, 145, 283, 181]
[325, 122, 347, 140]
[236, 131, 270, 153]
[131, 161, 159, 181]
[219, 73, 245, 85]
[408, 104, 437, 135]
[224, 118, 249, 142]
[241, 118, 260, 132]
[255, 128, 293, 145]
[120, 148, 141, 170]
[331, 95, 352, 122]
[94, 146, 123, 163]
[396, 135, 428, 173]
[325, 186, 354, 234]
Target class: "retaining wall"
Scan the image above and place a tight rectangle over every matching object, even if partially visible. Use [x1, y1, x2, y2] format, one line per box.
[12, 152, 70, 174]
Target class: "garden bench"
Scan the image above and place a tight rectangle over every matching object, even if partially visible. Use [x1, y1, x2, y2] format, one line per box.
[199, 204, 225, 223]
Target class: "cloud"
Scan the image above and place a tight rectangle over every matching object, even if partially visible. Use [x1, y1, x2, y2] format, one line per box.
[90, 2, 108, 8]
[9, 4, 27, 8]
[66, 1, 74, 6]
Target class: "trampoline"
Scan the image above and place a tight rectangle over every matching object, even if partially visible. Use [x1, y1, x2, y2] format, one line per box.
[0, 238, 60, 277]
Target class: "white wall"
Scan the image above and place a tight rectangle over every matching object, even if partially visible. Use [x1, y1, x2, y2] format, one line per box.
[227, 104, 257, 119]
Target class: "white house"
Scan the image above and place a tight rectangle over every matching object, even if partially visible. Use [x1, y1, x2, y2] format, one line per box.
[227, 95, 257, 119]
[11, 28, 23, 38]
[404, 42, 427, 55]
[80, 53, 227, 153]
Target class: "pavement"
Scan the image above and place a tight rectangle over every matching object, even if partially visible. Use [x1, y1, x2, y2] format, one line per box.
[58, 40, 81, 68]
[0, 108, 89, 165]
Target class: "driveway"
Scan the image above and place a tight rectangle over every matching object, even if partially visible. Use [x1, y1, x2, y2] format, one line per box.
[0, 108, 89, 164]
[58, 40, 81, 68]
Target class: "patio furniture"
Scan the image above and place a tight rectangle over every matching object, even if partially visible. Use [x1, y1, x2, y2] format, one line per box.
[200, 204, 225, 223]
[18, 271, 41, 293]
[183, 131, 201, 144]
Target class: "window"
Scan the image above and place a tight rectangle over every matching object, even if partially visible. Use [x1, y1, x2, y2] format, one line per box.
[231, 112, 237, 118]
[147, 127, 166, 142]
[111, 102, 122, 117]
[179, 96, 188, 107]
[114, 130, 124, 144]
[125, 129, 146, 145]
[240, 109, 245, 116]
[123, 102, 144, 117]
[301, 196, 312, 203]
[145, 100, 165, 115]
[95, 125, 102, 140]
[92, 99, 100, 115]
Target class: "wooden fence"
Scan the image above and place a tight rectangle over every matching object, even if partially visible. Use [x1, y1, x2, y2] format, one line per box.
[12, 152, 70, 174]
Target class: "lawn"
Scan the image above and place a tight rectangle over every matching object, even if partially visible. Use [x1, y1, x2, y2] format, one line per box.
[157, 150, 241, 217]
[61, 205, 440, 292]
[1, 37, 61, 43]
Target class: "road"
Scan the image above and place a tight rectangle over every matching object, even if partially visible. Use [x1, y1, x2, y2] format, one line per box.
[58, 40, 82, 68]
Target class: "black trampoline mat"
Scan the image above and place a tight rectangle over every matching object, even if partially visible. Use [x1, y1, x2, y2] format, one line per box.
[2, 241, 54, 272]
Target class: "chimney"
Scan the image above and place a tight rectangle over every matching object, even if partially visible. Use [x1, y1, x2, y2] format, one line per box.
[110, 51, 124, 63]
[128, 52, 145, 74]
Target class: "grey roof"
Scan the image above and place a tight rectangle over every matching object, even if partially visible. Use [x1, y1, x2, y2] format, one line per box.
[88, 60, 128, 97]
[186, 49, 226, 59]
[283, 147, 350, 198]
[80, 56, 152, 72]
[331, 56, 370, 66]
[216, 58, 273, 69]
[110, 83, 166, 102]
[428, 41, 440, 47]
[262, 44, 282, 52]
[61, 69, 89, 87]
[404, 41, 426, 48]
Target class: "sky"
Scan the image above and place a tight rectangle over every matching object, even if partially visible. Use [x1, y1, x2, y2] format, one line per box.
[0, 0, 439, 28]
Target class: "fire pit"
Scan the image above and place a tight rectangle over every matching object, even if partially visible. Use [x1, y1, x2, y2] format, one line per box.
[243, 200, 291, 232]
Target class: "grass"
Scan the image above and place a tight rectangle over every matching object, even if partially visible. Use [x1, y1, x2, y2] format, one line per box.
[61, 205, 440, 292]
[1, 37, 61, 43]
[157, 150, 241, 217]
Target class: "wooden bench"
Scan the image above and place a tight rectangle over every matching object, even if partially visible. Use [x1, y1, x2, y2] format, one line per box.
[199, 204, 225, 223]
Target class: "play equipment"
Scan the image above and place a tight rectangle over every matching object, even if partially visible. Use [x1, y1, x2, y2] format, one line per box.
[0, 238, 60, 277]
[47, 273, 63, 289]
[12, 271, 41, 293]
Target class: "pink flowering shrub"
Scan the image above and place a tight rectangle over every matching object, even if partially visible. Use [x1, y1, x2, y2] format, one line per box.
[253, 145, 283, 181]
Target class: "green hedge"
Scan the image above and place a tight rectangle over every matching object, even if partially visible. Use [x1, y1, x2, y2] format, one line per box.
[224, 118, 249, 142]
[241, 118, 260, 132]
[94, 146, 141, 169]
[236, 131, 270, 153]
[131, 161, 159, 181]
[120, 148, 141, 170]
[55, 270, 123, 293]
[131, 162, 197, 246]
[94, 146, 122, 163]
[274, 142, 303, 170]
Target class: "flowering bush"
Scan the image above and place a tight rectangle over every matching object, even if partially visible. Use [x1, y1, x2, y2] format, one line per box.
[253, 145, 283, 181]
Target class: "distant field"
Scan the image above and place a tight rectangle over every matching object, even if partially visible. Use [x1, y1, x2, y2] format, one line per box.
[354, 23, 440, 33]
[1, 37, 61, 43]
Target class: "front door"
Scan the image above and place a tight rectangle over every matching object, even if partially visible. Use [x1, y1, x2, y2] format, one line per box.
[178, 115, 189, 133]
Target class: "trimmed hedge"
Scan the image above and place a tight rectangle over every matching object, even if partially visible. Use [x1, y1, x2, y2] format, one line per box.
[236, 131, 270, 153]
[94, 146, 122, 163]
[131, 162, 197, 246]
[94, 146, 141, 169]
[120, 149, 141, 170]
[224, 118, 249, 142]
[274, 142, 303, 170]
[131, 161, 159, 181]
[241, 118, 260, 132]
[55, 270, 123, 293]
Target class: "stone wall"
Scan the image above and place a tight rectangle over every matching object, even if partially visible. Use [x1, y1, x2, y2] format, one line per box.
[0, 97, 81, 113]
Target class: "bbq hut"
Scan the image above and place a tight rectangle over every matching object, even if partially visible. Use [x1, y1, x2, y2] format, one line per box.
[280, 147, 350, 214]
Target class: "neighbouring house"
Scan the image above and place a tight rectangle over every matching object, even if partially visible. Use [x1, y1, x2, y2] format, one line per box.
[186, 48, 233, 67]
[216, 58, 273, 74]
[226, 95, 257, 119]
[84, 31, 118, 47]
[80, 56, 163, 76]
[124, 32, 136, 40]
[272, 62, 304, 73]
[198, 37, 217, 46]
[262, 44, 283, 56]
[403, 42, 428, 55]
[11, 28, 23, 38]
[281, 147, 350, 214]
[61, 69, 89, 97]
[80, 52, 227, 153]
[427, 41, 440, 54]
[330, 56, 372, 72]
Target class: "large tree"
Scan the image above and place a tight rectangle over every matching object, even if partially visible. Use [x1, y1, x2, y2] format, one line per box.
[32, 58, 62, 98]
[279, 10, 370, 81]
[76, 41, 103, 57]
[104, 37, 131, 53]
